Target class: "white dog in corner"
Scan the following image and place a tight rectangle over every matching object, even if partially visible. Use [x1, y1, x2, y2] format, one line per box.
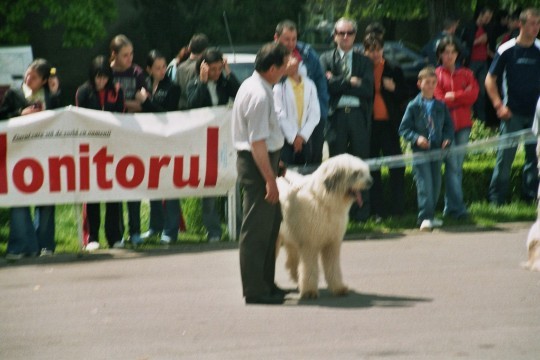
[523, 219, 540, 271]
[277, 154, 372, 299]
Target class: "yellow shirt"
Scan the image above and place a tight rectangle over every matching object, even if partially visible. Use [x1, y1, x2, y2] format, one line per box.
[288, 77, 304, 127]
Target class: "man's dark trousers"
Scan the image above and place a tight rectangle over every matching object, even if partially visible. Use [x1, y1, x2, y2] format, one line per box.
[236, 150, 282, 298]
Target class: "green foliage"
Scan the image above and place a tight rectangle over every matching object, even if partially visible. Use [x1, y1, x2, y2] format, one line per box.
[467, 120, 499, 161]
[181, 198, 205, 235]
[0, 0, 116, 47]
[357, 0, 427, 20]
[499, 0, 540, 10]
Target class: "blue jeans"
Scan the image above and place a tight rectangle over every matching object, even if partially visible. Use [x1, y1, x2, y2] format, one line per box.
[148, 199, 182, 241]
[444, 127, 470, 217]
[488, 114, 538, 205]
[413, 158, 443, 223]
[8, 206, 55, 254]
[202, 197, 222, 238]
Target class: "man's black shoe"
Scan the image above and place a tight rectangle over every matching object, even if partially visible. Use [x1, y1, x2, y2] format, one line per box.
[245, 294, 284, 305]
[271, 286, 291, 297]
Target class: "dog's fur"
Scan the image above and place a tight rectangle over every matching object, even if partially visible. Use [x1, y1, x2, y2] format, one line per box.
[277, 154, 372, 299]
[523, 219, 540, 271]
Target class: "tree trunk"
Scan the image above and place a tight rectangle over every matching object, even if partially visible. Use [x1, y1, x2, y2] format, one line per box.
[426, 0, 461, 38]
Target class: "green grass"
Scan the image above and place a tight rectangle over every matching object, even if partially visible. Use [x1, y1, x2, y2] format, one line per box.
[345, 200, 536, 237]
[0, 199, 535, 256]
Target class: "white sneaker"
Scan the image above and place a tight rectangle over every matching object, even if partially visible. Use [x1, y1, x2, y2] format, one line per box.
[85, 241, 100, 252]
[112, 240, 125, 249]
[141, 230, 156, 239]
[432, 218, 443, 227]
[208, 236, 221, 243]
[160, 234, 171, 244]
[420, 219, 433, 231]
[40, 249, 54, 257]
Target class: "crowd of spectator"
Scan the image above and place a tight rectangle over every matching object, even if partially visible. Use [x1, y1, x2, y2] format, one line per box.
[1, 7, 539, 263]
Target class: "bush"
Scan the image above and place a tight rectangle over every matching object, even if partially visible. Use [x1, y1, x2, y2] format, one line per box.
[181, 198, 205, 235]
[388, 152, 526, 211]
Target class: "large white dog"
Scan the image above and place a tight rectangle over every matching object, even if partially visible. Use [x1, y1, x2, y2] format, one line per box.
[277, 154, 372, 299]
[523, 219, 540, 271]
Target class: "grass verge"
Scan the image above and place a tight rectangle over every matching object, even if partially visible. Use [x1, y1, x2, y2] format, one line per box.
[0, 200, 535, 256]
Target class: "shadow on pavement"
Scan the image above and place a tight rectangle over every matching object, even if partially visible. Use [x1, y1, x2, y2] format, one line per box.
[0, 241, 240, 268]
[288, 289, 432, 309]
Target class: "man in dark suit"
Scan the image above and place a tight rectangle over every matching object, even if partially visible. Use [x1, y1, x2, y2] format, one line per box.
[320, 18, 374, 222]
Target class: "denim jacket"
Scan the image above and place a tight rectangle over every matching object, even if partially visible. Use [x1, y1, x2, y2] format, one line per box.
[399, 93, 454, 151]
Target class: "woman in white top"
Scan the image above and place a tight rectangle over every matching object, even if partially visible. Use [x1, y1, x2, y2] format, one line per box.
[273, 58, 320, 166]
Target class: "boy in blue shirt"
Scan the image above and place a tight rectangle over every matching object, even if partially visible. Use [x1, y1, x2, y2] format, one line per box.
[399, 67, 455, 231]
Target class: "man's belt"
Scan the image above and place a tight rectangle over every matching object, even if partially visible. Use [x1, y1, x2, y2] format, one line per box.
[335, 106, 360, 113]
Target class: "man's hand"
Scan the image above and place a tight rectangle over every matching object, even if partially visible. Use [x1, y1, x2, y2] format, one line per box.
[293, 135, 304, 153]
[135, 87, 149, 103]
[444, 91, 455, 101]
[417, 135, 430, 149]
[265, 178, 279, 204]
[48, 76, 60, 94]
[496, 104, 512, 121]
[199, 60, 209, 83]
[223, 57, 231, 76]
[285, 57, 299, 77]
[251, 140, 280, 204]
[350, 76, 362, 87]
[382, 77, 395, 92]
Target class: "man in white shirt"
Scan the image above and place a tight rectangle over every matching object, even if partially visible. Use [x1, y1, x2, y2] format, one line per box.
[232, 42, 289, 305]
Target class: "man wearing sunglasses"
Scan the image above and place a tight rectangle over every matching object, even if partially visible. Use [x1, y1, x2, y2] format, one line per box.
[320, 17, 374, 222]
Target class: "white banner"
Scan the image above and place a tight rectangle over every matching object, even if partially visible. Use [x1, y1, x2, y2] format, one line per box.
[0, 106, 237, 207]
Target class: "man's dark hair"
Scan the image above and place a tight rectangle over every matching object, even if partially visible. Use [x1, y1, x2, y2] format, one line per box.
[189, 33, 209, 55]
[255, 42, 289, 73]
[275, 20, 297, 36]
[195, 47, 223, 75]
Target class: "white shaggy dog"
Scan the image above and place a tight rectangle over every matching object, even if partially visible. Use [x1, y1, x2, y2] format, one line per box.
[523, 219, 540, 271]
[277, 154, 372, 299]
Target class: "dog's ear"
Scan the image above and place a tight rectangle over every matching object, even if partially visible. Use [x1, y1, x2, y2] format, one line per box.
[323, 169, 344, 192]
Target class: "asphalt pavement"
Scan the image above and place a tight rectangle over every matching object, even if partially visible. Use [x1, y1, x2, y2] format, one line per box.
[1, 222, 539, 360]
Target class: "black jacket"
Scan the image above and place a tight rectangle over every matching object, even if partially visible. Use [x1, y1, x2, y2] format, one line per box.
[75, 82, 125, 112]
[141, 76, 181, 112]
[379, 60, 408, 130]
[319, 48, 374, 116]
[186, 73, 240, 109]
[0, 87, 61, 120]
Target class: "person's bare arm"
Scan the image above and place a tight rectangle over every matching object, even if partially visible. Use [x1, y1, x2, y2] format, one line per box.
[485, 73, 511, 120]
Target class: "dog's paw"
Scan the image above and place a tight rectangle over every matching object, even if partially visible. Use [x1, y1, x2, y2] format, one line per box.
[331, 285, 349, 297]
[300, 289, 319, 299]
